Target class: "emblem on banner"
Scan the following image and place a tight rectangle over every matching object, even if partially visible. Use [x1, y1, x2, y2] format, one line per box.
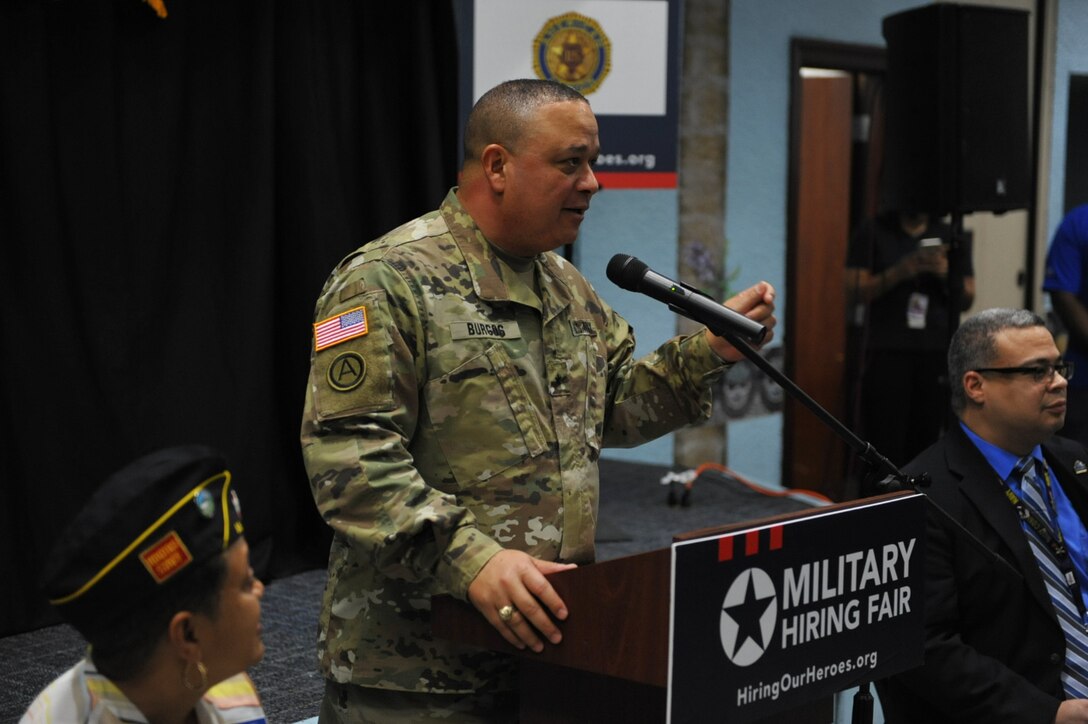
[532, 12, 612, 95]
[720, 567, 778, 666]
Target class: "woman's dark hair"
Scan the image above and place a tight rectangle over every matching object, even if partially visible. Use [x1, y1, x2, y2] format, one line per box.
[89, 549, 227, 681]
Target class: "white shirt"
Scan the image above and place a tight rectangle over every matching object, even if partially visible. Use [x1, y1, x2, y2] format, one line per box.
[21, 657, 267, 724]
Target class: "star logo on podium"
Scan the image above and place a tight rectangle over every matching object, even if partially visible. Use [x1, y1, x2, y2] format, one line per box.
[719, 567, 778, 666]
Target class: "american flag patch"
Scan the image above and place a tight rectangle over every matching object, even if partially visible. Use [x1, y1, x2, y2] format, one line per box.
[314, 306, 369, 351]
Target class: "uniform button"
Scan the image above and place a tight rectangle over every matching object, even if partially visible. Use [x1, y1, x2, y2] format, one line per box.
[1051, 653, 1063, 664]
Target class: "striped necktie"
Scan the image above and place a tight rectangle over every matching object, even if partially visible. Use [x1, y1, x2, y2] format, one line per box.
[1014, 455, 1088, 698]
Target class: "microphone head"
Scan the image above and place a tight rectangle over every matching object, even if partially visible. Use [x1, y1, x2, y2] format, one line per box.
[606, 254, 648, 291]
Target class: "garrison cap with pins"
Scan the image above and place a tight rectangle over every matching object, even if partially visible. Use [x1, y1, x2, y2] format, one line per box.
[40, 445, 245, 636]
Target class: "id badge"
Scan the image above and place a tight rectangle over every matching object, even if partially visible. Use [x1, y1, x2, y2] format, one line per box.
[907, 292, 929, 329]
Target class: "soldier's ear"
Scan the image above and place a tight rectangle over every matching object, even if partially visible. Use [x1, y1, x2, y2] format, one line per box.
[481, 144, 509, 193]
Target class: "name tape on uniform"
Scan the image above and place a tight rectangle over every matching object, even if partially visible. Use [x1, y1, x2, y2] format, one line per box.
[449, 321, 521, 340]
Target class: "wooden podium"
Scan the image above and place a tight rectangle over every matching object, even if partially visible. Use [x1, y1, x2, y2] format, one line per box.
[430, 496, 920, 723]
[435, 545, 674, 723]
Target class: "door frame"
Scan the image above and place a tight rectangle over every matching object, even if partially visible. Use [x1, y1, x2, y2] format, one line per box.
[784, 39, 885, 499]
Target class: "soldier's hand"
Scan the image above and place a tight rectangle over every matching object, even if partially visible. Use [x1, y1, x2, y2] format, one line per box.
[706, 281, 777, 362]
[467, 549, 576, 653]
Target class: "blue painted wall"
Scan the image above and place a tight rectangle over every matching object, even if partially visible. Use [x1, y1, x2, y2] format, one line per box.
[583, 2, 923, 471]
[574, 189, 679, 465]
[586, 0, 1088, 479]
[1046, 0, 1088, 237]
[724, 0, 920, 485]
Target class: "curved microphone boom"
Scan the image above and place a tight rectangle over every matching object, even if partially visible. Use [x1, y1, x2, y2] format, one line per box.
[606, 254, 768, 344]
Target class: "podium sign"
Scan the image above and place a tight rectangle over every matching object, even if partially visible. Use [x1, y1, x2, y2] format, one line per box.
[668, 493, 926, 723]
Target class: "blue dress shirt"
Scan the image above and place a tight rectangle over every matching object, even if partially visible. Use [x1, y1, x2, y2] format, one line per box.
[962, 421, 1088, 617]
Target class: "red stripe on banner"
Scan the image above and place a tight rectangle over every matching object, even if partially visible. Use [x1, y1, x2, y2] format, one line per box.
[718, 536, 734, 562]
[770, 525, 783, 551]
[720, 528, 783, 562]
[745, 530, 759, 556]
[594, 171, 678, 189]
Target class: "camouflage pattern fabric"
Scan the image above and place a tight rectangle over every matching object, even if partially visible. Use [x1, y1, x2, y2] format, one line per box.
[300, 189, 729, 694]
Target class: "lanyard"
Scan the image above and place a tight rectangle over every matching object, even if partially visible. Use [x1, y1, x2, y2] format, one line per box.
[1002, 464, 1086, 619]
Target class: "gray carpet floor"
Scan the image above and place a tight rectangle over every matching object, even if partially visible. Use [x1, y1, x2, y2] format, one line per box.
[0, 459, 818, 722]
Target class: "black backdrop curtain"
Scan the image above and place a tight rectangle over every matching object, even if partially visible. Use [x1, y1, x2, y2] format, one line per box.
[0, 0, 458, 636]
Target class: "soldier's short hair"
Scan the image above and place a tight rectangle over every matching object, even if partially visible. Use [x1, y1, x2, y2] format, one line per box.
[463, 79, 588, 163]
[92, 550, 227, 681]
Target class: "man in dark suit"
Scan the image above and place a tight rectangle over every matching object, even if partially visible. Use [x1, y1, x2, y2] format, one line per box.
[879, 308, 1088, 724]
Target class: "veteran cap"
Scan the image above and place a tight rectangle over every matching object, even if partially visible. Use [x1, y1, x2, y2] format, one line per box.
[40, 445, 245, 636]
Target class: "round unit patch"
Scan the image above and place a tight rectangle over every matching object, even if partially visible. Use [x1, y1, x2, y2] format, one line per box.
[327, 351, 367, 392]
[532, 12, 612, 95]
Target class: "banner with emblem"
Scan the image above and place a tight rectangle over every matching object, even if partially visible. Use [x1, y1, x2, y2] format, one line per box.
[455, 0, 681, 189]
[667, 493, 926, 723]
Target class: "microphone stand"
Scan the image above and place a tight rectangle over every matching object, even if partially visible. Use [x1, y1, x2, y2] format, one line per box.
[703, 321, 1012, 724]
[700, 321, 909, 724]
[709, 325, 922, 492]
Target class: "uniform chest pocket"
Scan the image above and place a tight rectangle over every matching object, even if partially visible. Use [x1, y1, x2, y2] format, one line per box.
[423, 344, 548, 485]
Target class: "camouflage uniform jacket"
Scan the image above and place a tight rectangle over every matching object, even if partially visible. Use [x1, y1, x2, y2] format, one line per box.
[301, 189, 730, 693]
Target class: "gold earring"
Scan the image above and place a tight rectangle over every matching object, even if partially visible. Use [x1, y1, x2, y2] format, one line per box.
[183, 660, 208, 691]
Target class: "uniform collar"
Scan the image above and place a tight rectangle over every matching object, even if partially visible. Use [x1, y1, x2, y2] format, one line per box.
[439, 189, 576, 322]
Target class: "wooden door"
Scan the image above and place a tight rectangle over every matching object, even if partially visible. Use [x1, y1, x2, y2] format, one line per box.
[783, 73, 853, 498]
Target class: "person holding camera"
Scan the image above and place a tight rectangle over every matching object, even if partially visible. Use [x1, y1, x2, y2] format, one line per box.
[844, 210, 975, 483]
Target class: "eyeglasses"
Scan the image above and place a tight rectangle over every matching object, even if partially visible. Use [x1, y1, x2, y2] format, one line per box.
[973, 361, 1074, 383]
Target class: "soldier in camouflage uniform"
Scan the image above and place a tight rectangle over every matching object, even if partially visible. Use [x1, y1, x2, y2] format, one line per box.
[301, 79, 777, 721]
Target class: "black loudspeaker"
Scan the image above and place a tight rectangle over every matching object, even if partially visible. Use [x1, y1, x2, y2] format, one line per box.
[881, 3, 1030, 214]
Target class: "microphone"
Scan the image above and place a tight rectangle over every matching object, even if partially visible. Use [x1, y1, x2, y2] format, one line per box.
[606, 254, 768, 344]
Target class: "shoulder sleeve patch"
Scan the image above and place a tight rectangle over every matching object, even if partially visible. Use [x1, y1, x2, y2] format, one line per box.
[311, 290, 396, 419]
